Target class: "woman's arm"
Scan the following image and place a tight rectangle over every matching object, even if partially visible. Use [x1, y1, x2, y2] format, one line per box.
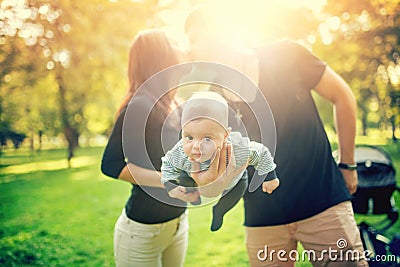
[101, 105, 201, 204]
[101, 105, 164, 187]
[117, 164, 164, 188]
[120, 163, 200, 203]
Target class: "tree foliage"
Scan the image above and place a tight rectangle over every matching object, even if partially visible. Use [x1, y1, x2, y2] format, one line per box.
[1, 0, 158, 159]
[315, 0, 400, 139]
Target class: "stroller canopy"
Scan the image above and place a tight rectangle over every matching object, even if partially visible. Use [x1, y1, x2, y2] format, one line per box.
[354, 146, 396, 188]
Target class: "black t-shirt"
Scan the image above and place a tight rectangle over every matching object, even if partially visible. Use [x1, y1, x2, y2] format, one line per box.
[101, 95, 186, 224]
[242, 40, 352, 226]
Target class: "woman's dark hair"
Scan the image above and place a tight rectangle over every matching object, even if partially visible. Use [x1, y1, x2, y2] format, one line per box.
[116, 29, 180, 119]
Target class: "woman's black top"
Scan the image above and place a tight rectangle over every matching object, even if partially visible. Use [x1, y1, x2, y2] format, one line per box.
[101, 95, 186, 224]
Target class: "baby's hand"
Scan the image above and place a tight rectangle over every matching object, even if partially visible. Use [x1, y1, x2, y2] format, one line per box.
[168, 186, 187, 199]
[262, 178, 280, 194]
[168, 186, 200, 203]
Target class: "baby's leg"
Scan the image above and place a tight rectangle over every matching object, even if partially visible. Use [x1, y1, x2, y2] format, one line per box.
[211, 177, 248, 231]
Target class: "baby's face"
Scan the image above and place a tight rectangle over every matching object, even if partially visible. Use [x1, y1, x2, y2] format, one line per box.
[182, 119, 227, 163]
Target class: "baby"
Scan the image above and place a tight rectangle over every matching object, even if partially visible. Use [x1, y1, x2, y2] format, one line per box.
[161, 91, 280, 231]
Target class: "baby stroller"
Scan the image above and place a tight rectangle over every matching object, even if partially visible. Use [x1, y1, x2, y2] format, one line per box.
[342, 145, 400, 266]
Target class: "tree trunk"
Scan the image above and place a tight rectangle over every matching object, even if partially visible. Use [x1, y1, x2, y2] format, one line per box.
[390, 116, 397, 142]
[30, 129, 34, 151]
[64, 124, 79, 168]
[38, 130, 43, 151]
[56, 66, 79, 168]
[361, 112, 368, 136]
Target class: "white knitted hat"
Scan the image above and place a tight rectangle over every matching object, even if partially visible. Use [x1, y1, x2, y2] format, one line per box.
[181, 91, 229, 130]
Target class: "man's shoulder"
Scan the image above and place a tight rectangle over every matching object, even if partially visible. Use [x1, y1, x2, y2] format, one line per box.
[256, 39, 311, 63]
[255, 39, 317, 74]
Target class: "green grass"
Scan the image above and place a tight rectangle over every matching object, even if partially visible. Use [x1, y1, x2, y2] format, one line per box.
[0, 147, 125, 266]
[0, 143, 399, 266]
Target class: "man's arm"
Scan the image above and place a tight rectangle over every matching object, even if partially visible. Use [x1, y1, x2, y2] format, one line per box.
[314, 66, 358, 194]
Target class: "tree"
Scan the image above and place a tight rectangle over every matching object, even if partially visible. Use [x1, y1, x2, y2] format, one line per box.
[1, 0, 159, 165]
[316, 0, 400, 140]
[45, 0, 156, 166]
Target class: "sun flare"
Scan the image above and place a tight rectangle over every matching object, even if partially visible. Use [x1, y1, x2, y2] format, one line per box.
[159, 0, 327, 49]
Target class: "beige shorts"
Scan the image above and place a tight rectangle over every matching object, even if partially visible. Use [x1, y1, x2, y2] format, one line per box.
[245, 201, 369, 267]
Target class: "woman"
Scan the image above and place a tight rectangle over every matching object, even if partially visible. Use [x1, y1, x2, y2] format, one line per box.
[101, 29, 198, 267]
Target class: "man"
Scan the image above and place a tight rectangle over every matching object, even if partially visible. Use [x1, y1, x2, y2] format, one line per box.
[184, 6, 368, 267]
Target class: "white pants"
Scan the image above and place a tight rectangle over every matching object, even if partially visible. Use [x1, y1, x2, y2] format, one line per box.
[114, 209, 189, 267]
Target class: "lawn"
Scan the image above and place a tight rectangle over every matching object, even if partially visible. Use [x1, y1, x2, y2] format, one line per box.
[0, 143, 399, 266]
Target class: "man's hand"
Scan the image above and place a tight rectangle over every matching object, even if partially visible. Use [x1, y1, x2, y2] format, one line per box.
[340, 169, 358, 195]
[168, 186, 200, 202]
[190, 143, 248, 197]
[190, 144, 230, 186]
